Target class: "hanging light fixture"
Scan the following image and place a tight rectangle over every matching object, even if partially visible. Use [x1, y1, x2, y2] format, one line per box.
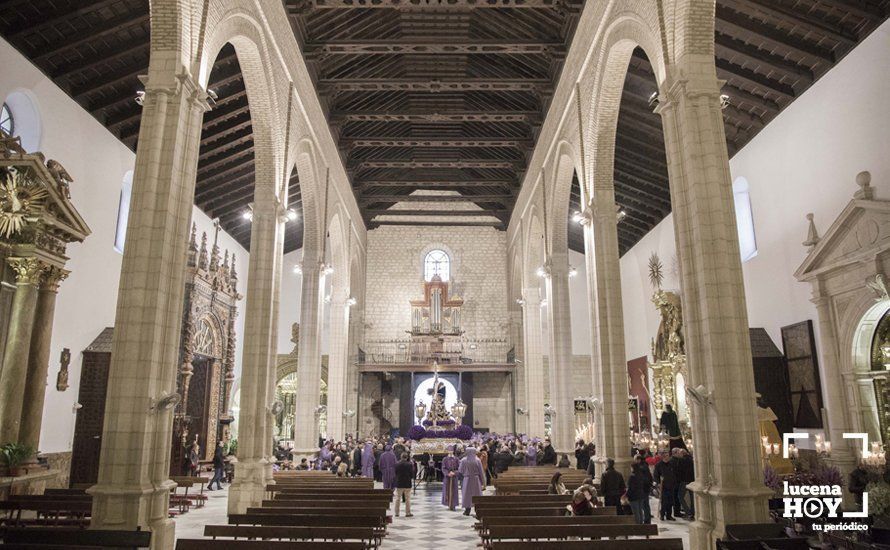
[451, 400, 467, 421]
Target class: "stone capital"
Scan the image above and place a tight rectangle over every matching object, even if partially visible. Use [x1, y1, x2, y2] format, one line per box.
[7, 257, 45, 285]
[39, 265, 69, 293]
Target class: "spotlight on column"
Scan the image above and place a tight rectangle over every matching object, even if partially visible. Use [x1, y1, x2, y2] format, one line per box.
[324, 294, 332, 304]
[286, 208, 299, 222]
[648, 91, 660, 110]
[134, 91, 145, 106]
[572, 209, 592, 226]
[242, 210, 253, 221]
[321, 262, 334, 275]
[314, 405, 327, 415]
[540, 299, 548, 308]
[293, 264, 302, 275]
[536, 265, 550, 279]
[516, 408, 528, 416]
[568, 266, 578, 278]
[207, 89, 219, 105]
[270, 400, 285, 416]
[346, 297, 357, 307]
[516, 298, 526, 305]
[343, 409, 356, 418]
[616, 207, 627, 223]
[720, 94, 731, 110]
[151, 392, 182, 412]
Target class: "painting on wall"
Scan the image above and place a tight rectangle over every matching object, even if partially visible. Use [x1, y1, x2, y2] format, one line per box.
[627, 356, 651, 432]
[781, 320, 824, 429]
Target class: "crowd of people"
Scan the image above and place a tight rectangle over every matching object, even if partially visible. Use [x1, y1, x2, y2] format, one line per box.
[268, 428, 694, 524]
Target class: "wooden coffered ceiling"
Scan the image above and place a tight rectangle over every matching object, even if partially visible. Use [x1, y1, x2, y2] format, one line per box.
[0, 1, 887, 255]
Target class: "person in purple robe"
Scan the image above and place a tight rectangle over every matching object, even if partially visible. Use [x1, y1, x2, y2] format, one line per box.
[458, 447, 486, 516]
[379, 445, 397, 489]
[441, 446, 461, 510]
[361, 442, 375, 478]
[318, 443, 333, 470]
[525, 444, 538, 466]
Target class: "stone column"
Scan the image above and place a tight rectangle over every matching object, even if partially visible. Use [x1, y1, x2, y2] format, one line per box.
[293, 262, 325, 453]
[89, 72, 208, 550]
[0, 257, 44, 444]
[657, 61, 771, 547]
[521, 287, 546, 437]
[20, 265, 69, 454]
[345, 306, 363, 436]
[325, 290, 351, 442]
[509, 309, 525, 434]
[229, 195, 285, 514]
[583, 191, 632, 477]
[812, 291, 857, 474]
[545, 254, 575, 453]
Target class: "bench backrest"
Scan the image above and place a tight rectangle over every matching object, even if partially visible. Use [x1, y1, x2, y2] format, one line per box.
[3, 527, 151, 547]
[204, 525, 377, 541]
[717, 539, 809, 550]
[490, 539, 683, 550]
[0, 500, 92, 513]
[724, 523, 786, 540]
[229, 514, 384, 528]
[177, 540, 366, 550]
[486, 524, 659, 540]
[481, 515, 636, 527]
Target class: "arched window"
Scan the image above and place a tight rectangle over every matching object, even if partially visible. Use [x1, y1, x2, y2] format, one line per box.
[114, 171, 133, 253]
[733, 176, 758, 262]
[424, 249, 450, 282]
[0, 103, 13, 136]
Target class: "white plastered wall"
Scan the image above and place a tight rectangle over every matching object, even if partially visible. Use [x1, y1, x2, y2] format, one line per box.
[0, 37, 251, 454]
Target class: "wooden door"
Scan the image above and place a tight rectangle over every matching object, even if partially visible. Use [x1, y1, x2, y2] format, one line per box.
[69, 351, 110, 487]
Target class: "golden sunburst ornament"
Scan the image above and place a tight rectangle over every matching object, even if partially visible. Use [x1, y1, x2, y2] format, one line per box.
[0, 168, 48, 238]
[648, 252, 664, 290]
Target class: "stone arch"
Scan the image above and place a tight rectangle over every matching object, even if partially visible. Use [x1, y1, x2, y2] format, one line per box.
[585, 15, 667, 206]
[200, 11, 284, 208]
[290, 140, 323, 262]
[523, 209, 546, 291]
[547, 142, 583, 258]
[326, 207, 351, 296]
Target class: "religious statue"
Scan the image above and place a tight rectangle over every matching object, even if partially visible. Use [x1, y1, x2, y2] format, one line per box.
[648, 253, 684, 363]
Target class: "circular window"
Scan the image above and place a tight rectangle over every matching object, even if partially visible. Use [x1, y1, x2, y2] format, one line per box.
[0, 103, 12, 136]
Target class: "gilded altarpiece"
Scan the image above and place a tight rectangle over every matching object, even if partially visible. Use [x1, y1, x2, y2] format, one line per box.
[171, 224, 241, 474]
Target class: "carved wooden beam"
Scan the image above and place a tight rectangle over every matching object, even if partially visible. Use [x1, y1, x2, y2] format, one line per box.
[302, 0, 557, 9]
[319, 78, 551, 93]
[368, 209, 508, 217]
[355, 160, 521, 170]
[369, 220, 506, 229]
[306, 40, 565, 56]
[357, 179, 517, 190]
[722, 0, 858, 46]
[715, 5, 835, 63]
[359, 194, 513, 204]
[332, 111, 541, 123]
[32, 11, 149, 62]
[342, 138, 533, 148]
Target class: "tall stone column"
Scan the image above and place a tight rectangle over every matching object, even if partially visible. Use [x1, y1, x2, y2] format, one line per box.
[583, 191, 632, 477]
[811, 292, 857, 474]
[293, 262, 324, 453]
[345, 306, 363, 436]
[657, 60, 771, 547]
[0, 257, 44, 444]
[89, 72, 208, 550]
[509, 309, 525, 434]
[325, 290, 351, 442]
[229, 196, 285, 514]
[20, 266, 69, 453]
[521, 287, 546, 437]
[545, 254, 575, 453]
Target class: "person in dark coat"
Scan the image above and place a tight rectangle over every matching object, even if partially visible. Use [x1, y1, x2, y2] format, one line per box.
[208, 440, 225, 490]
[494, 448, 513, 475]
[557, 454, 571, 468]
[626, 455, 653, 524]
[379, 445, 397, 489]
[351, 445, 363, 477]
[575, 440, 591, 472]
[677, 449, 695, 518]
[599, 458, 626, 508]
[653, 452, 677, 520]
[393, 453, 414, 517]
[659, 404, 687, 452]
[539, 439, 557, 466]
[373, 444, 383, 482]
[849, 461, 869, 507]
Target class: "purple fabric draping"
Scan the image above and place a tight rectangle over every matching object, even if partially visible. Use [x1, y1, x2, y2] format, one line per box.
[458, 447, 485, 509]
[441, 455, 461, 509]
[379, 446, 397, 489]
[361, 442, 375, 478]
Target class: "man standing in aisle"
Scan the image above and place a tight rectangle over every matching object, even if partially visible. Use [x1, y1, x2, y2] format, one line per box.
[394, 453, 414, 517]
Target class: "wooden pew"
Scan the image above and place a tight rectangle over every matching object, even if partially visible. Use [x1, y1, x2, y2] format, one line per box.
[245, 506, 388, 516]
[475, 495, 572, 504]
[716, 539, 810, 550]
[482, 524, 659, 547]
[264, 497, 392, 507]
[204, 525, 381, 548]
[490, 540, 684, 550]
[252, 499, 390, 509]
[1, 527, 151, 548]
[0, 499, 91, 527]
[170, 476, 210, 508]
[177, 541, 366, 550]
[229, 513, 386, 531]
[724, 523, 787, 540]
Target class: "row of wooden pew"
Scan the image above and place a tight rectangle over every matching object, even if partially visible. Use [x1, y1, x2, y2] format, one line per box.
[471, 493, 682, 549]
[176, 471, 390, 549]
[493, 465, 592, 495]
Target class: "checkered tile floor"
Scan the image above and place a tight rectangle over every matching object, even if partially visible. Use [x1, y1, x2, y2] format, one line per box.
[385, 482, 483, 549]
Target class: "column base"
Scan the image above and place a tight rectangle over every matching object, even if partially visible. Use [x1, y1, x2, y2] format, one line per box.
[228, 458, 270, 515]
[88, 481, 177, 550]
[687, 482, 772, 550]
